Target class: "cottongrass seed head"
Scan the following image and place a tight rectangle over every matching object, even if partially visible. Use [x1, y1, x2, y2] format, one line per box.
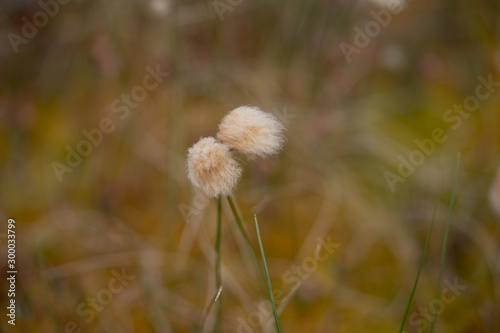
[217, 106, 285, 159]
[187, 137, 242, 197]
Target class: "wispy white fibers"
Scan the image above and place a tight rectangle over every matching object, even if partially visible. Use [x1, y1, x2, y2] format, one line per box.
[217, 106, 285, 159]
[187, 137, 242, 197]
[187, 106, 286, 196]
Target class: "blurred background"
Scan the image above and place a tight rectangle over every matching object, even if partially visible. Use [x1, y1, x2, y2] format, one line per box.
[1, 0, 500, 331]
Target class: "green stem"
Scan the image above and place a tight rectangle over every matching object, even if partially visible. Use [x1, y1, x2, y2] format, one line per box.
[227, 195, 252, 246]
[215, 195, 222, 333]
[430, 153, 461, 333]
[254, 214, 281, 333]
[399, 201, 438, 333]
[200, 286, 223, 331]
[227, 196, 266, 291]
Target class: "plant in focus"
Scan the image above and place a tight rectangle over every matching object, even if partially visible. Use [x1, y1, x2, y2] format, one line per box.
[186, 105, 285, 332]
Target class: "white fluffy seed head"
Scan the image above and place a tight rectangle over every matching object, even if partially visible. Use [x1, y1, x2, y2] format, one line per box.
[187, 137, 242, 197]
[489, 166, 500, 217]
[216, 106, 285, 159]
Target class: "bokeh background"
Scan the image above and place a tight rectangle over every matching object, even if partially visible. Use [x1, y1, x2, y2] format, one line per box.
[1, 0, 500, 332]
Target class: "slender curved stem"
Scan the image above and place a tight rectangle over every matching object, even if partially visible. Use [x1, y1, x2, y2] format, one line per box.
[215, 195, 222, 333]
[430, 153, 461, 333]
[227, 196, 266, 291]
[227, 196, 252, 245]
[399, 201, 438, 332]
[254, 214, 281, 333]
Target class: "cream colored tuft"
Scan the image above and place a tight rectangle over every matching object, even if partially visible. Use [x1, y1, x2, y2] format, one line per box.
[217, 106, 285, 159]
[187, 137, 242, 197]
[489, 166, 500, 217]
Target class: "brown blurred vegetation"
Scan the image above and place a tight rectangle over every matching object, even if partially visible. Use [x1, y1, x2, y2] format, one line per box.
[0, 0, 500, 332]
